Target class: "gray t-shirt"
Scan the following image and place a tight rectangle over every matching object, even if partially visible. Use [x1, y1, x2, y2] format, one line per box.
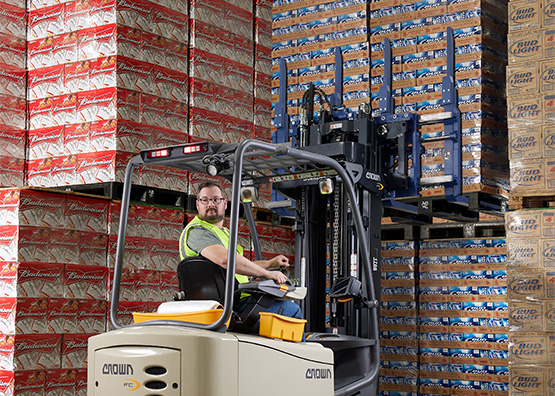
[186, 226, 225, 255]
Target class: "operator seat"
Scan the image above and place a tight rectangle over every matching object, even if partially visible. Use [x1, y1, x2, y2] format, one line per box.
[175, 256, 275, 332]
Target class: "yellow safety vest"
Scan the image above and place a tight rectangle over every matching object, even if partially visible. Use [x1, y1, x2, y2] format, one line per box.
[179, 216, 249, 284]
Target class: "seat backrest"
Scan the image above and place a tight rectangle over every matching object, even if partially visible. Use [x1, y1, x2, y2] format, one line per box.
[177, 256, 237, 304]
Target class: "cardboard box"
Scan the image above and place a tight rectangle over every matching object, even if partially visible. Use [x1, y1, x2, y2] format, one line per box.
[509, 365, 546, 396]
[509, 0, 542, 32]
[509, 125, 542, 160]
[540, 60, 555, 93]
[509, 333, 552, 365]
[543, 0, 555, 28]
[508, 29, 543, 65]
[507, 62, 539, 96]
[506, 238, 541, 268]
[508, 269, 555, 301]
[507, 94, 542, 127]
[509, 301, 545, 332]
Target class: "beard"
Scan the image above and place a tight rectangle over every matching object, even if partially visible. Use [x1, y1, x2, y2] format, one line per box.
[200, 208, 224, 224]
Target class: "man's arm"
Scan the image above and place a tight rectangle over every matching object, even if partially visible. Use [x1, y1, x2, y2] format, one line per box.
[200, 244, 287, 284]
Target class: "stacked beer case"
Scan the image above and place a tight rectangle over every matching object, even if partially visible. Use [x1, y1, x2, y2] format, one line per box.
[0, 188, 183, 394]
[25, 0, 190, 191]
[0, 1, 26, 189]
[271, 0, 510, 200]
[505, 1, 555, 395]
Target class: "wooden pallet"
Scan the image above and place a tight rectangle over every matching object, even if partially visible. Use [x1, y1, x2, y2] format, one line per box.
[509, 194, 555, 211]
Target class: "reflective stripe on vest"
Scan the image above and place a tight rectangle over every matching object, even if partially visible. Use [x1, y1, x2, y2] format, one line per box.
[180, 216, 249, 284]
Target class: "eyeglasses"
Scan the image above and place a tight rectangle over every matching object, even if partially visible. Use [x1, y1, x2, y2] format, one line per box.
[197, 197, 225, 205]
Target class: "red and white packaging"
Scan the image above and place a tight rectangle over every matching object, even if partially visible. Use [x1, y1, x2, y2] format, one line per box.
[45, 368, 77, 395]
[114, 151, 135, 183]
[0, 94, 26, 129]
[0, 370, 14, 396]
[64, 60, 90, 93]
[89, 0, 117, 26]
[132, 204, 151, 238]
[61, 334, 90, 369]
[162, 165, 189, 192]
[15, 334, 62, 370]
[135, 269, 160, 301]
[87, 119, 115, 153]
[159, 207, 185, 240]
[0, 33, 25, 68]
[117, 57, 154, 93]
[51, 155, 79, 187]
[27, 4, 64, 41]
[85, 154, 114, 188]
[189, 48, 224, 85]
[142, 31, 169, 67]
[64, 264, 108, 300]
[151, 4, 189, 43]
[255, 44, 271, 75]
[28, 65, 65, 101]
[15, 369, 46, 395]
[0, 156, 24, 187]
[52, 32, 78, 65]
[116, 89, 141, 121]
[52, 93, 79, 126]
[78, 231, 108, 266]
[1, 3, 26, 39]
[117, 24, 143, 61]
[0, 126, 25, 158]
[65, 0, 92, 32]
[77, 88, 116, 123]
[107, 201, 139, 236]
[77, 299, 107, 333]
[254, 98, 272, 129]
[0, 64, 25, 99]
[148, 239, 179, 271]
[107, 300, 149, 330]
[16, 226, 54, 263]
[115, 120, 151, 152]
[160, 38, 188, 73]
[159, 270, 178, 302]
[255, 17, 271, 47]
[79, 24, 117, 61]
[14, 297, 48, 334]
[0, 262, 17, 298]
[188, 106, 223, 139]
[189, 78, 219, 114]
[138, 162, 166, 189]
[191, 0, 252, 39]
[109, 267, 136, 302]
[64, 122, 90, 155]
[47, 298, 79, 334]
[0, 226, 17, 262]
[89, 56, 116, 89]
[27, 125, 64, 159]
[17, 262, 64, 298]
[75, 368, 87, 396]
[254, 71, 271, 102]
[27, 37, 53, 70]
[140, 94, 188, 132]
[50, 229, 80, 264]
[116, 0, 153, 31]
[26, 157, 54, 187]
[107, 235, 148, 269]
[0, 298, 16, 335]
[0, 335, 15, 370]
[65, 194, 108, 232]
[0, 189, 65, 228]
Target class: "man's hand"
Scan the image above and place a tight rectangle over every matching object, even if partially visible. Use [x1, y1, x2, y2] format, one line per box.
[270, 255, 289, 268]
[265, 269, 288, 284]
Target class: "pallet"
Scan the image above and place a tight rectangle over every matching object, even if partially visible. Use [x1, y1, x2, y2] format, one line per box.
[60, 182, 191, 208]
[383, 192, 508, 224]
[381, 224, 419, 241]
[420, 221, 506, 240]
[509, 193, 555, 211]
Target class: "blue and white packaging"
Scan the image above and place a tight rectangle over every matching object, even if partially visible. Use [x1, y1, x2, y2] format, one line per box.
[450, 348, 481, 358]
[450, 317, 480, 327]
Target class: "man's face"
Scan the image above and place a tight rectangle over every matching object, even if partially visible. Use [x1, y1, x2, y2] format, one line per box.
[196, 186, 227, 224]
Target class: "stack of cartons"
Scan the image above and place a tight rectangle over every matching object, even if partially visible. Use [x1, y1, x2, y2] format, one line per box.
[379, 240, 419, 394]
[188, 1, 254, 147]
[418, 237, 509, 395]
[0, 1, 26, 188]
[25, 0, 190, 191]
[507, 0, 555, 197]
[505, 209, 555, 395]
[0, 187, 182, 394]
[271, 0, 510, 199]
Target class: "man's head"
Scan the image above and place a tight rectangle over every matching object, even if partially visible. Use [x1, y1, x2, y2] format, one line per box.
[196, 182, 227, 224]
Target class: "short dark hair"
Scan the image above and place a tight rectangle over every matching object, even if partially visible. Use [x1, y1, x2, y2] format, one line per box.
[196, 182, 224, 198]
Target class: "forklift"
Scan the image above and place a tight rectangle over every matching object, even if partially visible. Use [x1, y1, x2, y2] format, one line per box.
[88, 28, 472, 396]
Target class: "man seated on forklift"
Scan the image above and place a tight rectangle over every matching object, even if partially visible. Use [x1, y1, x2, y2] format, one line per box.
[179, 181, 304, 331]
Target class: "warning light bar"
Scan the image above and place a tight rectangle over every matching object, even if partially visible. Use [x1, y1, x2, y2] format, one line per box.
[146, 148, 170, 159]
[183, 143, 208, 154]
